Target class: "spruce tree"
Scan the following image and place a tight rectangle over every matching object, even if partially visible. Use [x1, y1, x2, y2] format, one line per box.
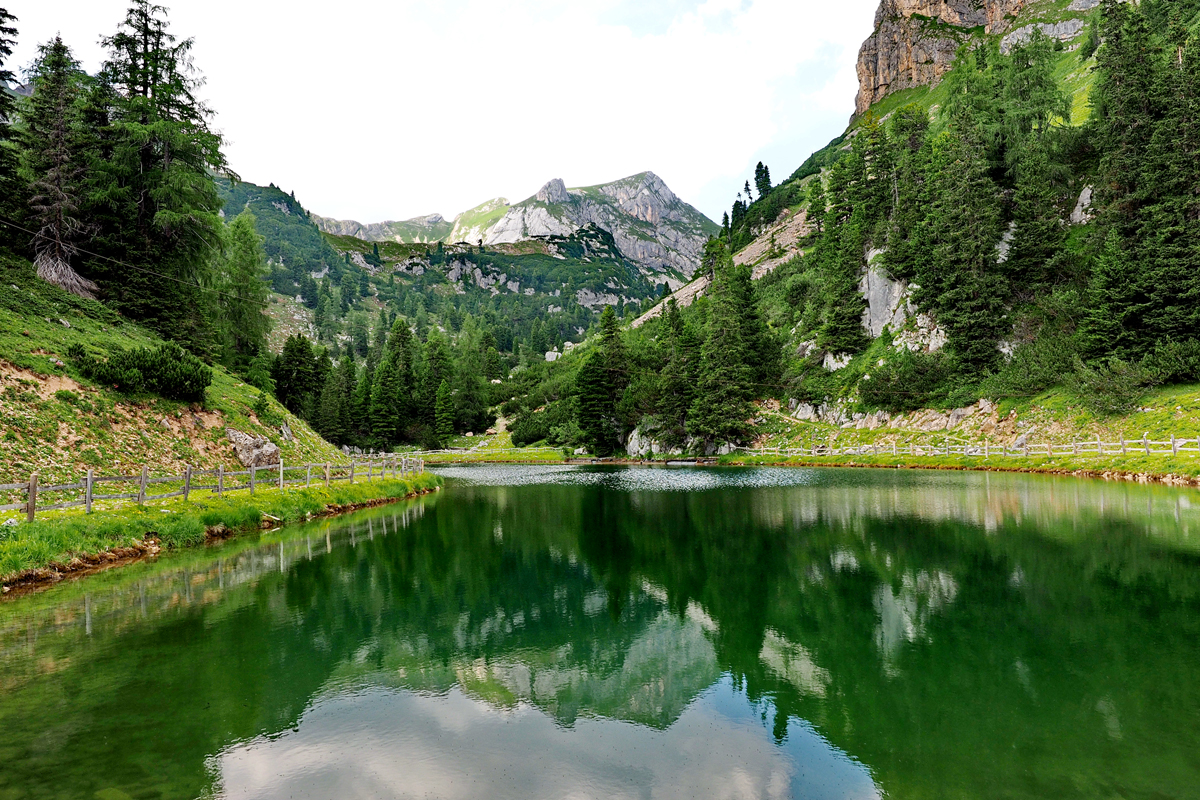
[219, 211, 271, 369]
[351, 362, 374, 441]
[22, 36, 97, 298]
[658, 299, 701, 446]
[687, 256, 753, 449]
[369, 319, 416, 445]
[883, 104, 930, 282]
[1005, 142, 1064, 289]
[576, 350, 614, 455]
[918, 129, 1005, 369]
[91, 0, 229, 349]
[598, 305, 628, 395]
[434, 379, 454, 446]
[1078, 229, 1142, 358]
[273, 335, 316, 414]
[417, 331, 452, 424]
[316, 370, 345, 445]
[754, 161, 772, 199]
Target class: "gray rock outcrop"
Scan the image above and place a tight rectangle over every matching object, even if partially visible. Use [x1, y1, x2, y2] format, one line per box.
[485, 172, 717, 279]
[1000, 18, 1086, 54]
[859, 264, 910, 338]
[536, 178, 570, 204]
[1071, 186, 1094, 225]
[227, 428, 281, 467]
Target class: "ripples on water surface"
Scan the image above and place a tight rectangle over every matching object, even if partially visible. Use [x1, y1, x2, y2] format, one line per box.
[2, 465, 1199, 799]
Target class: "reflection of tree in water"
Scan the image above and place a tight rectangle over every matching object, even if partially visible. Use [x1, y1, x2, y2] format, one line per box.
[2, 471, 1200, 800]
[588, 482, 1200, 799]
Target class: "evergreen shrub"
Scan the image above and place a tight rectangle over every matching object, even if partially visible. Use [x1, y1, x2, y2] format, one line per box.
[859, 351, 949, 412]
[67, 343, 212, 402]
[1067, 356, 1153, 416]
[979, 336, 1077, 398]
[1141, 340, 1200, 385]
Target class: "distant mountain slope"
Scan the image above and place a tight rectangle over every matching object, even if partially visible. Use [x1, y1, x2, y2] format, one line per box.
[217, 178, 342, 282]
[485, 173, 718, 284]
[311, 213, 454, 243]
[312, 172, 718, 286]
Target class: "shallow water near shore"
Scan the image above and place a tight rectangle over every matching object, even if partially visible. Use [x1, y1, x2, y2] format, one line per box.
[2, 464, 1199, 799]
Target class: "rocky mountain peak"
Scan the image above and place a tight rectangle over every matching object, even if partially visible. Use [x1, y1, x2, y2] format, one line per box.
[536, 179, 571, 204]
[856, 0, 1028, 114]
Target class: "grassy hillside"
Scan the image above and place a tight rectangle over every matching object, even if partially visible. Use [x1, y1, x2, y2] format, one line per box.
[0, 252, 347, 494]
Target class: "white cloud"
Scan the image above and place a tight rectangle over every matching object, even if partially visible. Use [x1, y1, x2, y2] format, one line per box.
[8, 0, 878, 223]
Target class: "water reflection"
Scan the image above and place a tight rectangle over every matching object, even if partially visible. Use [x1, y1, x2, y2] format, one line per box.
[1, 465, 1198, 799]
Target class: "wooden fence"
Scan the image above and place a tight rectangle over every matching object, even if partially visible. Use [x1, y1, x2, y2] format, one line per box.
[740, 434, 1200, 461]
[0, 456, 425, 524]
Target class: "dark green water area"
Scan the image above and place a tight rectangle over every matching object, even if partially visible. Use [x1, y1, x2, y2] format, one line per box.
[2, 465, 1199, 799]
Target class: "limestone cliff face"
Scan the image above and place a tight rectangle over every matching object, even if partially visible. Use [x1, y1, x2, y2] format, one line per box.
[855, 0, 1026, 115]
[485, 172, 718, 280]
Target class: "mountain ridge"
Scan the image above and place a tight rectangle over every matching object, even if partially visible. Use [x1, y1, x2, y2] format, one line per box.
[312, 171, 718, 284]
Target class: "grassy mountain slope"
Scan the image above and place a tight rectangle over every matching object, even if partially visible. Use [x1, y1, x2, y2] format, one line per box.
[0, 253, 345, 498]
[217, 178, 342, 278]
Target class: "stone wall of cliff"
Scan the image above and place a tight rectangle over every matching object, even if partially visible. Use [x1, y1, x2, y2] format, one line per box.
[855, 0, 1027, 115]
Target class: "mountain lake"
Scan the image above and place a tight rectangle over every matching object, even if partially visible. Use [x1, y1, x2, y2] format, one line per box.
[1, 464, 1198, 799]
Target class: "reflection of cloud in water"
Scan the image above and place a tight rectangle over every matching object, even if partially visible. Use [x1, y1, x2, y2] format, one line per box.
[213, 680, 880, 800]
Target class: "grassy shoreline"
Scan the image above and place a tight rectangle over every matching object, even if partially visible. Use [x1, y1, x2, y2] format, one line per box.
[718, 451, 1200, 485]
[0, 472, 442, 588]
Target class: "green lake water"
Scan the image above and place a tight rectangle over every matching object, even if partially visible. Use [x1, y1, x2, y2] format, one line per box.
[1, 465, 1199, 799]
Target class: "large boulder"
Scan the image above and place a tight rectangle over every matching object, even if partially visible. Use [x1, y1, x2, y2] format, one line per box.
[227, 428, 281, 467]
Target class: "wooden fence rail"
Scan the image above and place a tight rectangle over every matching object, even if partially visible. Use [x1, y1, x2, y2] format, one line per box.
[0, 455, 425, 524]
[738, 434, 1200, 461]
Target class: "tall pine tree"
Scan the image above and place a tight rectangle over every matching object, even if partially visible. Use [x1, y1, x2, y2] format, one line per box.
[89, 0, 229, 350]
[22, 36, 97, 298]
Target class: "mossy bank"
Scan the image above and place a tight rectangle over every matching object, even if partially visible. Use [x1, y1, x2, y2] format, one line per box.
[0, 472, 441, 593]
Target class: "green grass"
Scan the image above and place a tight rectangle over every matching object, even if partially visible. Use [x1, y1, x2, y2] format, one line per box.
[421, 428, 565, 464]
[0, 252, 347, 488]
[0, 471, 441, 581]
[449, 198, 512, 240]
[716, 382, 1200, 481]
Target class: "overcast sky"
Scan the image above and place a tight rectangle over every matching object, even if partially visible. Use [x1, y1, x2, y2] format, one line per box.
[8, 0, 878, 224]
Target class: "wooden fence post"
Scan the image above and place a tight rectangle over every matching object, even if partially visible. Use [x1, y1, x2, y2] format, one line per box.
[1023, 441, 1029, 458]
[1073, 440, 1078, 455]
[306, 465, 312, 487]
[218, 465, 224, 498]
[85, 469, 95, 514]
[138, 465, 148, 505]
[26, 473, 37, 523]
[1172, 434, 1178, 456]
[279, 460, 284, 490]
[350, 462, 355, 484]
[1144, 433, 1150, 455]
[1120, 437, 1126, 455]
[183, 465, 192, 502]
[367, 462, 372, 483]
[250, 464, 256, 495]
[325, 463, 330, 488]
